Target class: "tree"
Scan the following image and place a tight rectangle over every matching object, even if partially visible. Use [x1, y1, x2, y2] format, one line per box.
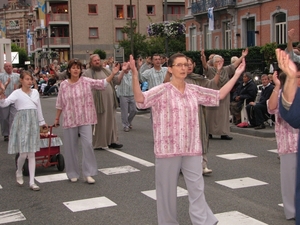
[93, 49, 106, 59]
[11, 43, 29, 67]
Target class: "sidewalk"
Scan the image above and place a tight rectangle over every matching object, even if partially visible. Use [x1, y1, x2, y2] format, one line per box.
[230, 124, 275, 138]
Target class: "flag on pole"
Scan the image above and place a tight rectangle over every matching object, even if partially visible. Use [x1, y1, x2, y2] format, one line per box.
[208, 7, 214, 31]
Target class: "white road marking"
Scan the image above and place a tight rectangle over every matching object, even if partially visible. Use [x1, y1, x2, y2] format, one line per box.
[35, 173, 68, 183]
[215, 177, 268, 189]
[63, 197, 117, 212]
[216, 153, 257, 160]
[99, 165, 140, 175]
[215, 211, 268, 225]
[0, 210, 26, 224]
[107, 149, 154, 167]
[267, 149, 278, 154]
[142, 186, 188, 200]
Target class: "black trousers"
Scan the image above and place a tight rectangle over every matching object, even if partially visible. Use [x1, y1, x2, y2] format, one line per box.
[246, 103, 268, 126]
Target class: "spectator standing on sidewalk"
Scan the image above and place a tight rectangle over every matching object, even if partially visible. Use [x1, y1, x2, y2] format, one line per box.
[0, 62, 20, 141]
[116, 62, 136, 132]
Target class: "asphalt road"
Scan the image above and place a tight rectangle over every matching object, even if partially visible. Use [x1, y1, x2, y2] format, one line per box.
[0, 96, 295, 225]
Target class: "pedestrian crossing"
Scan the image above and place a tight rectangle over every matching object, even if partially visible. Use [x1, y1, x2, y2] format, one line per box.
[0, 148, 284, 224]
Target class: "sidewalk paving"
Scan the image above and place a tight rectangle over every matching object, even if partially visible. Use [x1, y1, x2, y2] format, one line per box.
[230, 124, 275, 138]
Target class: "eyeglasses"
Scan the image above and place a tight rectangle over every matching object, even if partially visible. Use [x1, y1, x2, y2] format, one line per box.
[172, 63, 189, 68]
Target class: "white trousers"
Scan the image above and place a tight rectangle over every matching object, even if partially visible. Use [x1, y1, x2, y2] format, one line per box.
[155, 156, 218, 225]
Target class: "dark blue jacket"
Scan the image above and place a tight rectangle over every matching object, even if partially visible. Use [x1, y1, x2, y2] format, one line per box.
[259, 84, 274, 105]
[233, 79, 258, 108]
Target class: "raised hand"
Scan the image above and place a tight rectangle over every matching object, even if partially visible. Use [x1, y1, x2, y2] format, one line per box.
[122, 62, 129, 71]
[276, 49, 297, 79]
[129, 55, 137, 74]
[242, 48, 249, 57]
[112, 62, 120, 75]
[288, 29, 295, 42]
[272, 71, 281, 87]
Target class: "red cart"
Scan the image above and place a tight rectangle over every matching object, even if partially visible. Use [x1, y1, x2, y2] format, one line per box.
[15, 126, 65, 176]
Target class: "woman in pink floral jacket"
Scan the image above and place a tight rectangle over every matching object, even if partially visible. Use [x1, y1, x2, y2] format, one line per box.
[267, 71, 299, 220]
[131, 53, 246, 225]
[54, 59, 119, 184]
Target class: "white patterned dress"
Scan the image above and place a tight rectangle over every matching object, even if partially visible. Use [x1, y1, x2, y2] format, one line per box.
[0, 89, 45, 154]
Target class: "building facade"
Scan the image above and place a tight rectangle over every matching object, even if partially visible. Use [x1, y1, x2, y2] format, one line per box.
[27, 0, 184, 66]
[185, 0, 300, 51]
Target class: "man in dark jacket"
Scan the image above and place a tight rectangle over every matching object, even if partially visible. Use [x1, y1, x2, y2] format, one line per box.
[246, 74, 274, 129]
[230, 72, 257, 124]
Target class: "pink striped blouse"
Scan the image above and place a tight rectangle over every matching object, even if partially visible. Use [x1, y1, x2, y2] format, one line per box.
[56, 76, 107, 128]
[136, 82, 220, 158]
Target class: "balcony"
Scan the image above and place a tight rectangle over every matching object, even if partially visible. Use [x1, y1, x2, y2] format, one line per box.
[33, 37, 70, 52]
[47, 13, 69, 24]
[191, 0, 236, 15]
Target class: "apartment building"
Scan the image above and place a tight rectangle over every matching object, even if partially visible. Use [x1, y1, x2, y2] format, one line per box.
[0, 0, 32, 50]
[28, 0, 184, 66]
[185, 0, 300, 51]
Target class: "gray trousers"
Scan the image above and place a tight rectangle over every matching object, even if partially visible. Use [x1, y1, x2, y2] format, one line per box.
[119, 95, 137, 128]
[155, 156, 218, 225]
[0, 104, 17, 137]
[63, 125, 98, 179]
[280, 153, 296, 220]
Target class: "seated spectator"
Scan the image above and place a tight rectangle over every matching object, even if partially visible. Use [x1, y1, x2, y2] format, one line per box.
[246, 74, 274, 129]
[43, 74, 58, 96]
[230, 72, 258, 124]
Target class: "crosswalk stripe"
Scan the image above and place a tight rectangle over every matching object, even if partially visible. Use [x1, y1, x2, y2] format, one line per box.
[106, 149, 154, 167]
[99, 165, 140, 175]
[215, 177, 268, 189]
[63, 197, 117, 212]
[141, 186, 188, 200]
[215, 211, 268, 225]
[0, 210, 26, 224]
[216, 153, 257, 160]
[35, 173, 68, 183]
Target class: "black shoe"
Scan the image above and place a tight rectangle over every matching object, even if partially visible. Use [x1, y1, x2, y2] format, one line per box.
[108, 143, 123, 149]
[4, 136, 9, 141]
[209, 134, 213, 139]
[94, 147, 105, 150]
[254, 124, 266, 130]
[221, 135, 233, 140]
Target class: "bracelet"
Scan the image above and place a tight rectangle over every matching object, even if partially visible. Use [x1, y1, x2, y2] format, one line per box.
[55, 118, 59, 120]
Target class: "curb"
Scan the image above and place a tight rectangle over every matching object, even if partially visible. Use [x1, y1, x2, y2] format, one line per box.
[230, 125, 275, 138]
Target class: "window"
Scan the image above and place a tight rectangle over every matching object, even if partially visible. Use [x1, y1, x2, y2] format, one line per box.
[224, 22, 232, 49]
[127, 5, 135, 19]
[274, 13, 286, 44]
[189, 27, 196, 51]
[116, 28, 124, 42]
[116, 5, 124, 19]
[147, 5, 155, 15]
[205, 25, 212, 50]
[88, 4, 97, 14]
[89, 27, 98, 38]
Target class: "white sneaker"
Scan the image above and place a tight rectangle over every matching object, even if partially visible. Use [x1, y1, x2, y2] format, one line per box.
[203, 167, 212, 175]
[70, 178, 78, 183]
[85, 176, 95, 184]
[16, 172, 24, 186]
[30, 183, 40, 191]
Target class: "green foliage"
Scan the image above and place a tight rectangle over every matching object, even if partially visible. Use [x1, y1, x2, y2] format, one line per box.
[119, 22, 186, 60]
[93, 49, 106, 59]
[11, 43, 29, 67]
[260, 42, 277, 68]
